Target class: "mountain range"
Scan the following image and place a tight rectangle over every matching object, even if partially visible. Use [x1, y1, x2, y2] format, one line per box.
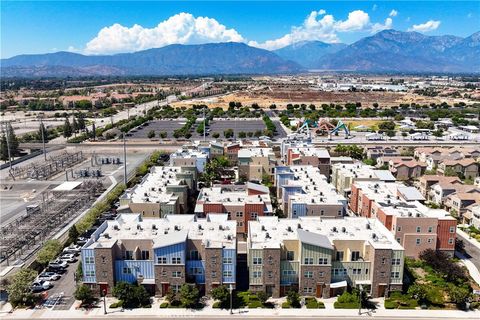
[1, 30, 479, 77]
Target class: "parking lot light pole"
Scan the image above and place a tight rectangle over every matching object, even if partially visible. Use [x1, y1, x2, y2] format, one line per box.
[228, 284, 233, 315]
[358, 284, 363, 315]
[103, 289, 107, 315]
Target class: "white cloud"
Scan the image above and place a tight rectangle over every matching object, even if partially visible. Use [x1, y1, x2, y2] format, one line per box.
[408, 20, 441, 32]
[250, 9, 393, 50]
[84, 12, 244, 54]
[389, 10, 398, 17]
[371, 17, 393, 33]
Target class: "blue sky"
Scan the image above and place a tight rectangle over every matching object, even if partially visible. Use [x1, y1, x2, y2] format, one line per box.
[1, 1, 479, 58]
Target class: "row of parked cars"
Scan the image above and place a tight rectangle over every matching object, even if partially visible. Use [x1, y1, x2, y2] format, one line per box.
[31, 245, 81, 293]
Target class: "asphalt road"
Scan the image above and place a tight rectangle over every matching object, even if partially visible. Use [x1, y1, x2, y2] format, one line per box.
[457, 232, 480, 270]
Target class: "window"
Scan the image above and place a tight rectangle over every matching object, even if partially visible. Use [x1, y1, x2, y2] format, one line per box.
[223, 270, 233, 278]
[237, 221, 243, 227]
[319, 271, 325, 277]
[190, 267, 203, 275]
[416, 238, 421, 245]
[391, 272, 400, 278]
[172, 257, 182, 264]
[449, 226, 455, 233]
[380, 271, 386, 277]
[365, 269, 369, 275]
[336, 251, 344, 262]
[283, 270, 296, 276]
[211, 271, 217, 278]
[448, 238, 454, 244]
[236, 212, 243, 218]
[141, 250, 150, 260]
[267, 271, 273, 278]
[352, 268, 361, 275]
[172, 271, 182, 278]
[85, 256, 94, 264]
[382, 257, 387, 265]
[250, 212, 258, 220]
[157, 257, 167, 264]
[123, 267, 132, 274]
[286, 251, 294, 261]
[304, 271, 313, 278]
[427, 238, 433, 244]
[253, 271, 262, 278]
[320, 210, 324, 216]
[223, 257, 233, 264]
[416, 226, 421, 233]
[227, 212, 231, 219]
[338, 210, 343, 216]
[125, 250, 133, 260]
[351, 251, 360, 262]
[253, 257, 263, 265]
[333, 268, 347, 276]
[318, 258, 328, 265]
[172, 284, 181, 293]
[85, 270, 95, 277]
[304, 257, 314, 265]
[428, 226, 433, 233]
[293, 210, 297, 216]
[397, 226, 402, 232]
[392, 258, 401, 265]
[162, 270, 167, 277]
[211, 257, 217, 264]
[396, 238, 401, 243]
[190, 250, 199, 260]
[304, 287, 313, 294]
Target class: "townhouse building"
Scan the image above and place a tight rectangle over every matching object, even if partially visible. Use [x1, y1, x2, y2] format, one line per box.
[351, 181, 457, 258]
[238, 148, 276, 182]
[465, 204, 480, 229]
[170, 148, 209, 173]
[437, 158, 479, 180]
[417, 175, 462, 197]
[331, 162, 395, 197]
[365, 146, 400, 160]
[428, 183, 479, 206]
[286, 147, 331, 178]
[81, 213, 236, 296]
[195, 183, 273, 237]
[274, 166, 347, 218]
[247, 216, 404, 299]
[388, 159, 426, 181]
[120, 166, 196, 217]
[444, 192, 480, 222]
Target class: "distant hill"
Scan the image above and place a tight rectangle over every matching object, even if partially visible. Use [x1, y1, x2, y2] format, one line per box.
[1, 42, 302, 77]
[315, 30, 480, 73]
[274, 41, 347, 69]
[2, 30, 479, 77]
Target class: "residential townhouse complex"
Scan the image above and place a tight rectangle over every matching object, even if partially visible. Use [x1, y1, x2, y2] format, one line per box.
[351, 181, 457, 258]
[379, 157, 427, 181]
[275, 166, 347, 218]
[247, 216, 404, 299]
[170, 148, 209, 173]
[238, 148, 276, 181]
[437, 158, 479, 180]
[120, 166, 197, 217]
[285, 147, 331, 178]
[81, 213, 237, 296]
[417, 175, 462, 198]
[331, 162, 396, 197]
[195, 183, 273, 236]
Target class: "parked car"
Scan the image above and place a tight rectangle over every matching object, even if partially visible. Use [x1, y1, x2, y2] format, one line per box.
[49, 260, 68, 269]
[46, 266, 66, 274]
[63, 246, 80, 256]
[31, 280, 52, 292]
[60, 254, 77, 263]
[37, 272, 61, 281]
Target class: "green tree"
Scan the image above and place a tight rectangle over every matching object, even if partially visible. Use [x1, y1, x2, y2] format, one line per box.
[179, 284, 200, 308]
[224, 128, 234, 138]
[159, 131, 167, 139]
[432, 129, 444, 138]
[1, 123, 19, 161]
[75, 285, 95, 306]
[286, 290, 300, 308]
[238, 131, 246, 138]
[447, 285, 471, 306]
[72, 117, 79, 133]
[0, 134, 9, 161]
[443, 167, 458, 177]
[112, 282, 151, 308]
[38, 122, 48, 142]
[68, 225, 79, 244]
[36, 239, 62, 265]
[147, 130, 155, 139]
[378, 121, 395, 131]
[256, 291, 268, 304]
[210, 285, 229, 306]
[63, 118, 73, 138]
[212, 132, 220, 138]
[7, 268, 38, 307]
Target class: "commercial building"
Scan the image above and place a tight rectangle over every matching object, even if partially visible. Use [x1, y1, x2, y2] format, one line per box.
[351, 181, 457, 258]
[275, 166, 347, 218]
[120, 166, 196, 217]
[81, 213, 237, 296]
[195, 183, 273, 236]
[247, 216, 404, 299]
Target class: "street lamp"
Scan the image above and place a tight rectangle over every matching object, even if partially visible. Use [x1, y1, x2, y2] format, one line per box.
[228, 284, 234, 315]
[102, 289, 107, 315]
[358, 284, 363, 315]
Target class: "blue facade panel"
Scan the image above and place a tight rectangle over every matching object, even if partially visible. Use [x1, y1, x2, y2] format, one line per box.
[154, 242, 186, 264]
[186, 260, 206, 284]
[81, 248, 96, 283]
[291, 203, 307, 218]
[222, 249, 236, 283]
[115, 260, 154, 283]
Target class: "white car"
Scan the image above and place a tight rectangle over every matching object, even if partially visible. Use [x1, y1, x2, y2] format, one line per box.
[37, 272, 61, 281]
[60, 254, 77, 263]
[31, 280, 52, 292]
[49, 259, 68, 269]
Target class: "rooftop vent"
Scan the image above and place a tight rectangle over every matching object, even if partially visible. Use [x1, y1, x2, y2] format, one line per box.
[341, 227, 346, 233]
[152, 224, 157, 230]
[265, 232, 271, 239]
[297, 223, 302, 229]
[332, 227, 337, 232]
[372, 233, 377, 240]
[287, 226, 293, 232]
[366, 223, 371, 230]
[113, 225, 119, 230]
[261, 225, 266, 231]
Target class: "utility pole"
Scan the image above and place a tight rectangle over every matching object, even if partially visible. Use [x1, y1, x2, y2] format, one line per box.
[123, 133, 127, 186]
[3, 121, 13, 171]
[40, 118, 46, 161]
[203, 105, 206, 142]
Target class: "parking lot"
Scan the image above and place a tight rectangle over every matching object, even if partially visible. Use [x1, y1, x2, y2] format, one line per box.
[128, 118, 288, 140]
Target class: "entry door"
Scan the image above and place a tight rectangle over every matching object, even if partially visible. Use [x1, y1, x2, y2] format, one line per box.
[316, 284, 323, 298]
[162, 283, 170, 296]
[99, 283, 109, 295]
[378, 285, 386, 297]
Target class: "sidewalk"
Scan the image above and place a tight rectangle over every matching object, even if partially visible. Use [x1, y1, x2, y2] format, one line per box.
[2, 298, 479, 319]
[456, 251, 480, 286]
[457, 228, 480, 251]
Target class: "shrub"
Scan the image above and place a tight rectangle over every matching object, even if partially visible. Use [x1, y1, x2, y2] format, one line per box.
[74, 285, 95, 306]
[212, 301, 222, 309]
[160, 302, 169, 308]
[281, 301, 291, 308]
[248, 300, 263, 308]
[286, 290, 300, 308]
[305, 297, 322, 309]
[109, 301, 123, 308]
[334, 291, 360, 309]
